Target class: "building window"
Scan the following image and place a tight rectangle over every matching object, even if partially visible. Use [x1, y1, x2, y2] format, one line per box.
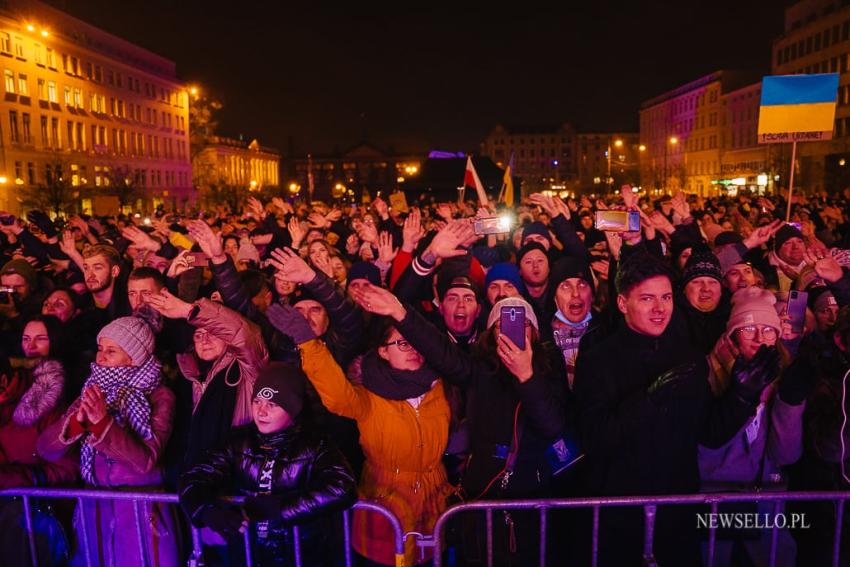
[76, 122, 84, 151]
[22, 113, 30, 144]
[66, 121, 74, 150]
[33, 42, 42, 65]
[45, 48, 55, 68]
[94, 65, 102, 82]
[0, 33, 10, 54]
[14, 37, 23, 59]
[51, 117, 59, 148]
[17, 73, 27, 96]
[27, 162, 34, 185]
[63, 86, 71, 106]
[73, 88, 82, 108]
[3, 70, 13, 93]
[91, 124, 97, 146]
[40, 115, 47, 145]
[9, 111, 18, 143]
[14, 161, 21, 182]
[47, 81, 56, 102]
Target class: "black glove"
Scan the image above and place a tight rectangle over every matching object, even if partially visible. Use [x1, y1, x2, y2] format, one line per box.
[647, 362, 699, 406]
[779, 344, 818, 405]
[243, 494, 282, 522]
[266, 303, 317, 344]
[26, 210, 57, 239]
[200, 505, 245, 539]
[731, 345, 780, 405]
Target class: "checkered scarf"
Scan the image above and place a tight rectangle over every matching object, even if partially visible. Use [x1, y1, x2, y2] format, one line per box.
[79, 356, 162, 484]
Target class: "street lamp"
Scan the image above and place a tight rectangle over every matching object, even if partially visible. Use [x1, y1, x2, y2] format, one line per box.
[664, 136, 678, 191]
[607, 138, 624, 192]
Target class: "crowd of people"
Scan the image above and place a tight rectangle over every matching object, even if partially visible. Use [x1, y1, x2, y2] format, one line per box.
[0, 186, 848, 565]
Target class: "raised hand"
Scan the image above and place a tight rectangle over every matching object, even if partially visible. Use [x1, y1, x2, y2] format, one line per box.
[288, 217, 306, 249]
[805, 248, 844, 283]
[621, 185, 638, 210]
[271, 197, 293, 216]
[166, 250, 195, 278]
[426, 219, 475, 260]
[377, 231, 398, 264]
[80, 385, 108, 424]
[265, 303, 316, 344]
[350, 282, 406, 321]
[402, 208, 424, 253]
[529, 193, 557, 217]
[307, 212, 329, 229]
[186, 220, 225, 262]
[122, 225, 161, 252]
[146, 288, 194, 320]
[497, 333, 533, 382]
[356, 220, 379, 245]
[59, 230, 78, 257]
[268, 247, 316, 284]
[246, 196, 266, 220]
[743, 219, 783, 250]
[670, 191, 691, 219]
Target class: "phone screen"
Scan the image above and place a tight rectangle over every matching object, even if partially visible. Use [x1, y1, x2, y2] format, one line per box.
[594, 210, 640, 232]
[787, 290, 808, 335]
[500, 306, 526, 350]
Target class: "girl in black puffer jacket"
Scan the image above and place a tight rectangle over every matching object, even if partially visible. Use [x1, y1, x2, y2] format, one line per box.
[178, 362, 356, 567]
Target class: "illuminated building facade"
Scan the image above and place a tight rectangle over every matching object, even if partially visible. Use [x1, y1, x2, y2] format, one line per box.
[192, 136, 279, 200]
[576, 132, 640, 190]
[0, 0, 191, 214]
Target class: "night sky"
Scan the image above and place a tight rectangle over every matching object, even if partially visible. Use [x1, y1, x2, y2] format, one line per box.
[48, 0, 787, 156]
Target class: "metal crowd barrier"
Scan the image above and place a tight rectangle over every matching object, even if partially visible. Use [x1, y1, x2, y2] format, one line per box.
[429, 491, 850, 567]
[0, 487, 404, 567]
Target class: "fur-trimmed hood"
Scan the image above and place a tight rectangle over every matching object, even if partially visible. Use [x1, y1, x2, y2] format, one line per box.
[12, 359, 64, 427]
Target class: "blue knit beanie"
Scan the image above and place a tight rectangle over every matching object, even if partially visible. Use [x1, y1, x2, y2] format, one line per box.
[485, 263, 527, 295]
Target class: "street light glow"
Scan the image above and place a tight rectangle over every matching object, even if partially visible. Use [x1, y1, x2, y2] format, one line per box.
[669, 136, 678, 144]
[26, 24, 34, 32]
[639, 144, 646, 152]
[40, 30, 48, 37]
[614, 139, 623, 148]
[189, 86, 198, 96]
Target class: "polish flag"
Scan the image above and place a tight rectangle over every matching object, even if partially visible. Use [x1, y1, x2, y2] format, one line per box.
[464, 156, 489, 207]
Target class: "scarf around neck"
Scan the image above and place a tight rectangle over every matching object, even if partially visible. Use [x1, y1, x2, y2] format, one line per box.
[80, 356, 162, 484]
[360, 350, 438, 401]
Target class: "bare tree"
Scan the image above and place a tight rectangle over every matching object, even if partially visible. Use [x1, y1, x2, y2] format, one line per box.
[18, 160, 78, 217]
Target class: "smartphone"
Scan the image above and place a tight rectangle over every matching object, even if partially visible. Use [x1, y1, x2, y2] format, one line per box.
[186, 251, 209, 267]
[474, 216, 511, 235]
[595, 210, 640, 232]
[0, 286, 14, 303]
[500, 305, 526, 350]
[787, 290, 808, 334]
[789, 221, 802, 231]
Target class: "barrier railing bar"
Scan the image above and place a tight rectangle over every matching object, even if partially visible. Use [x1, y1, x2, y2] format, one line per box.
[189, 525, 204, 567]
[242, 527, 252, 567]
[293, 525, 302, 567]
[539, 507, 547, 567]
[343, 509, 352, 567]
[592, 505, 599, 567]
[834, 499, 845, 567]
[769, 499, 780, 567]
[22, 495, 37, 567]
[706, 501, 718, 567]
[132, 499, 148, 567]
[485, 508, 493, 567]
[642, 504, 656, 566]
[77, 497, 93, 567]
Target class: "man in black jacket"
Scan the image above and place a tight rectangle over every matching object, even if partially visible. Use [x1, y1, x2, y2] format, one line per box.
[574, 250, 778, 566]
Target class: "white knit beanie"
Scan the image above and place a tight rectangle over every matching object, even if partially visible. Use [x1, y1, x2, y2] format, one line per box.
[97, 316, 155, 366]
[486, 297, 539, 331]
[725, 287, 782, 339]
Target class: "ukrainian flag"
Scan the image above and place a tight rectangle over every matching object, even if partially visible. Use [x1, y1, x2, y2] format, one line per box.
[502, 153, 515, 207]
[758, 74, 839, 135]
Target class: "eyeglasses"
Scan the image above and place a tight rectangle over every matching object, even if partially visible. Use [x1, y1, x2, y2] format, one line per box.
[737, 326, 778, 341]
[383, 339, 413, 352]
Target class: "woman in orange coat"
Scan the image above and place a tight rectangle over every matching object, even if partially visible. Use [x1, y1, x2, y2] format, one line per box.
[267, 300, 452, 566]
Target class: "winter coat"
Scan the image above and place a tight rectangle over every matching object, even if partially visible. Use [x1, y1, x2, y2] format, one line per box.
[394, 308, 567, 499]
[177, 298, 268, 427]
[179, 423, 356, 567]
[37, 385, 180, 567]
[573, 321, 761, 566]
[0, 359, 77, 489]
[299, 338, 452, 566]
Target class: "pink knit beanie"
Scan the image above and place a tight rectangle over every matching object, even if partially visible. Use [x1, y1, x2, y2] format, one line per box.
[725, 287, 782, 338]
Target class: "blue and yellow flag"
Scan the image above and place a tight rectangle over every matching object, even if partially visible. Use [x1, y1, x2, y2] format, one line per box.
[502, 153, 515, 207]
[758, 74, 839, 143]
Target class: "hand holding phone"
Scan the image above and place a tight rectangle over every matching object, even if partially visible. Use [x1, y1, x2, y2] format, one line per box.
[500, 305, 526, 350]
[595, 210, 640, 232]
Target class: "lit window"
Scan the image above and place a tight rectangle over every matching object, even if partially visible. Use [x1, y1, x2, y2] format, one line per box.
[63, 86, 71, 106]
[3, 69, 13, 93]
[33, 42, 42, 65]
[14, 37, 23, 59]
[47, 81, 56, 102]
[45, 48, 55, 68]
[73, 88, 81, 108]
[0, 33, 10, 54]
[17, 73, 27, 96]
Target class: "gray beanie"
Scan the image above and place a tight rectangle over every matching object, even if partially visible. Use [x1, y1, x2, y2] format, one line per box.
[97, 316, 155, 366]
